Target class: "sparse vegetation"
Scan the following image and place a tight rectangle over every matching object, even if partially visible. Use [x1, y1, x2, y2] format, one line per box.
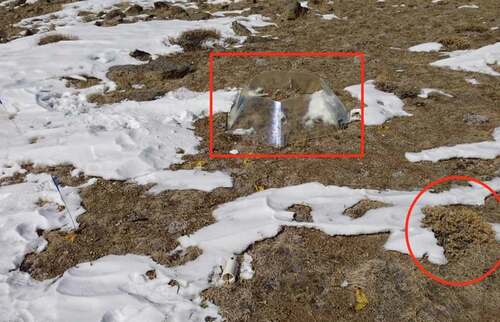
[439, 36, 471, 50]
[422, 205, 496, 260]
[170, 28, 220, 51]
[38, 33, 78, 46]
[374, 74, 419, 99]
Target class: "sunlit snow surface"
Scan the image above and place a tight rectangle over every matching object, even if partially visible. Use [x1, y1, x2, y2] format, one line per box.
[406, 127, 500, 162]
[345, 80, 411, 125]
[1, 1, 500, 321]
[0, 6, 272, 181]
[431, 42, 500, 76]
[408, 42, 443, 52]
[3, 177, 500, 321]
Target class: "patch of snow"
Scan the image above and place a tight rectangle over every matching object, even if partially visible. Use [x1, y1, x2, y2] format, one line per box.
[212, 8, 250, 17]
[406, 127, 500, 162]
[345, 80, 411, 125]
[0, 11, 273, 182]
[239, 253, 254, 280]
[465, 77, 480, 85]
[408, 42, 443, 52]
[430, 42, 500, 76]
[0, 88, 236, 180]
[231, 127, 255, 135]
[0, 174, 86, 274]
[321, 13, 341, 20]
[418, 88, 453, 98]
[229, 149, 239, 155]
[492, 224, 500, 241]
[458, 4, 479, 9]
[133, 170, 232, 194]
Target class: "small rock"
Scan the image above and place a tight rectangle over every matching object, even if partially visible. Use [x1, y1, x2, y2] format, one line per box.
[153, 1, 171, 10]
[145, 269, 157, 280]
[104, 9, 125, 20]
[463, 113, 489, 125]
[170, 6, 188, 17]
[129, 49, 151, 61]
[189, 11, 211, 20]
[175, 147, 185, 154]
[125, 4, 143, 15]
[24, 28, 37, 36]
[286, 0, 308, 20]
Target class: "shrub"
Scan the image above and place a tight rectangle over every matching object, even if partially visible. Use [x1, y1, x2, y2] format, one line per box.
[171, 29, 220, 51]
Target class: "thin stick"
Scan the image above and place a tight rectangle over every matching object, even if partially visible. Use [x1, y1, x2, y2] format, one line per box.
[51, 176, 77, 230]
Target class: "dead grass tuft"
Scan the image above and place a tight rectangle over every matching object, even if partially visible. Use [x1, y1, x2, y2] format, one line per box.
[374, 74, 419, 99]
[422, 205, 496, 260]
[439, 36, 471, 50]
[38, 33, 78, 46]
[171, 28, 220, 51]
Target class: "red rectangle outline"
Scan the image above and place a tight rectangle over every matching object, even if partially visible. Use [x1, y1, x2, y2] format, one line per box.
[209, 51, 365, 159]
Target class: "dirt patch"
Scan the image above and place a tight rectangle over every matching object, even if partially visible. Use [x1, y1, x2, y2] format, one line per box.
[344, 199, 390, 219]
[288, 203, 313, 222]
[204, 227, 500, 322]
[422, 205, 498, 260]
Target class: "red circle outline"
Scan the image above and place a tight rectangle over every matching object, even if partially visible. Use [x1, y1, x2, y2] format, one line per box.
[404, 175, 500, 286]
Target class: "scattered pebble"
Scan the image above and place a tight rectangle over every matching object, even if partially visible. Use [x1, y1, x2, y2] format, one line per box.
[463, 113, 489, 125]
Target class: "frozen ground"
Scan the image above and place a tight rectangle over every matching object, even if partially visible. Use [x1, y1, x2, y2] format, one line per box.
[2, 172, 499, 321]
[1, 0, 499, 321]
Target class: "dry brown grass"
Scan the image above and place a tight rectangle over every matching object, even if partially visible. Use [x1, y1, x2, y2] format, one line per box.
[374, 74, 420, 99]
[454, 23, 489, 33]
[171, 28, 220, 51]
[38, 33, 78, 45]
[422, 205, 496, 260]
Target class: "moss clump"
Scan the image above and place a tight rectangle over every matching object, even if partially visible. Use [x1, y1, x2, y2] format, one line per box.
[422, 205, 496, 260]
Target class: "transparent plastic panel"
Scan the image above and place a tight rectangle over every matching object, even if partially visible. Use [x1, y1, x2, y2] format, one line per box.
[227, 71, 349, 149]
